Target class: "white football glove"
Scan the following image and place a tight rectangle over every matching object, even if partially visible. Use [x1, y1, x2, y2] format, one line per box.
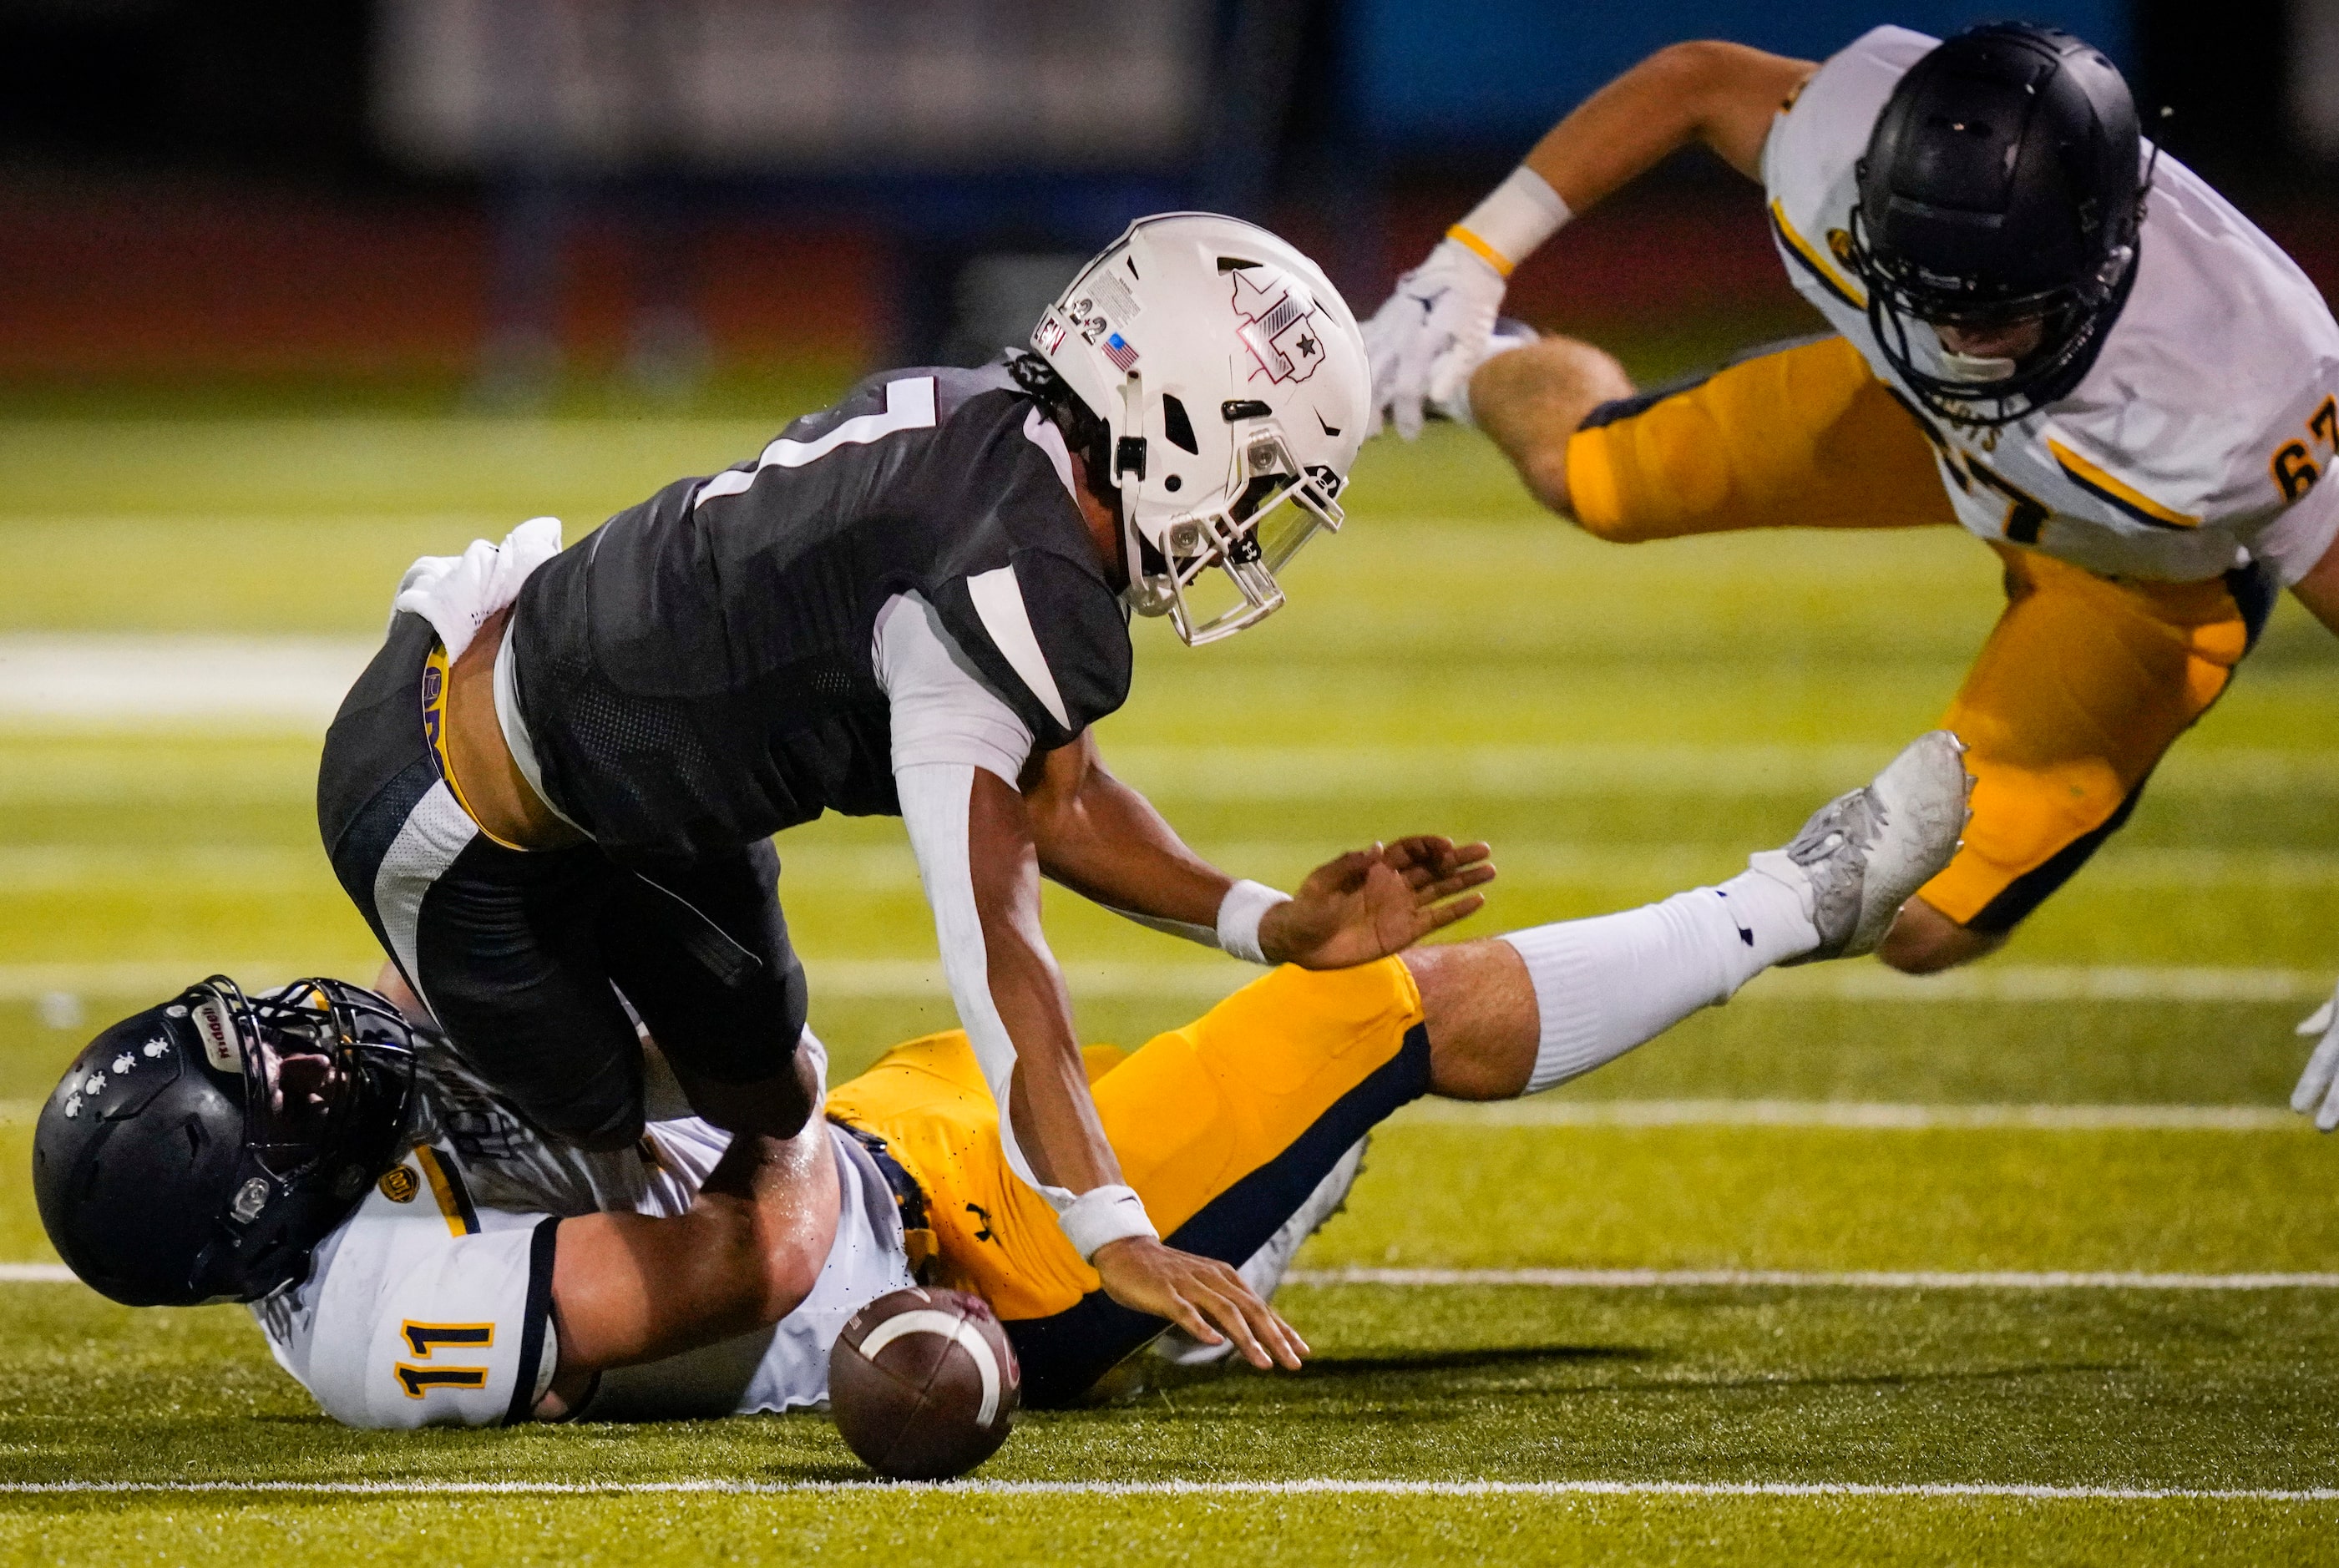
[2292, 978, 2339, 1130]
[1364, 237, 1505, 441]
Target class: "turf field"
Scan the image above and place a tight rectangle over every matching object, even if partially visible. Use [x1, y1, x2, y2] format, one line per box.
[3, 363, 2337, 1564]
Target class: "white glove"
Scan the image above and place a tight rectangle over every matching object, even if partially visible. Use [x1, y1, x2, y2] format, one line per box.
[1364, 237, 1506, 441]
[390, 515, 564, 661]
[2292, 979, 2339, 1130]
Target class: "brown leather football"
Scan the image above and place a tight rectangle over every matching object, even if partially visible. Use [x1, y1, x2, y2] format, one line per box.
[828, 1286, 1020, 1479]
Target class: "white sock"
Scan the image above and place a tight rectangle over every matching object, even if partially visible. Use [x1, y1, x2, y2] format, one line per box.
[1502, 866, 1818, 1094]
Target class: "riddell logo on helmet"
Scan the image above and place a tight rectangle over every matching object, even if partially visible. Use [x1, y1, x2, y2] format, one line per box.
[192, 998, 240, 1072]
[1231, 268, 1326, 384]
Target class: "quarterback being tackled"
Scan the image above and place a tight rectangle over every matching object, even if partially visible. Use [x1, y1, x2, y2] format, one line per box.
[35, 740, 1967, 1432]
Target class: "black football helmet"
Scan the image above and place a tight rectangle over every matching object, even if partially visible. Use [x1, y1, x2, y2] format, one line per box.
[32, 976, 417, 1307]
[1846, 23, 2147, 426]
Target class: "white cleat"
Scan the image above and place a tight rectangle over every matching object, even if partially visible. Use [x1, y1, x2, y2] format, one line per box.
[1762, 731, 1973, 965]
[1150, 1136, 1368, 1368]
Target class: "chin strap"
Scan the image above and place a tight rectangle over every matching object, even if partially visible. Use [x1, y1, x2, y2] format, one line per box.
[1115, 376, 1170, 617]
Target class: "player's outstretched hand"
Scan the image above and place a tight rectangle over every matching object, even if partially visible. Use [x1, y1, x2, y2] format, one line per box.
[1091, 1236, 1308, 1371]
[1362, 239, 1506, 440]
[2291, 977, 2339, 1130]
[1263, 836, 1495, 970]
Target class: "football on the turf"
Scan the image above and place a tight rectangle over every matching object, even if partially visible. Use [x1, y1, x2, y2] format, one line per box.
[829, 1286, 1020, 1479]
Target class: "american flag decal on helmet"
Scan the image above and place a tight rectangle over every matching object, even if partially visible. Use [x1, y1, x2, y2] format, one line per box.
[1103, 332, 1140, 372]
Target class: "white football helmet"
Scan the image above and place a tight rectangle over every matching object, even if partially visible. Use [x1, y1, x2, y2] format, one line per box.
[1031, 213, 1369, 645]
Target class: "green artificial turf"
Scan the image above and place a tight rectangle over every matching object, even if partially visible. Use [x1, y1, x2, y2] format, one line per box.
[3, 391, 2336, 1562]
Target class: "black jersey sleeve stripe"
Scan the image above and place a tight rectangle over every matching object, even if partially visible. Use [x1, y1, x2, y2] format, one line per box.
[504, 1216, 561, 1426]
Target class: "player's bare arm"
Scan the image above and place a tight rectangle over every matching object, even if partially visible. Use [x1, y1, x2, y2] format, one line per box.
[538, 1109, 839, 1418]
[1521, 40, 1813, 207]
[1019, 731, 1495, 968]
[1364, 41, 1813, 465]
[965, 761, 1306, 1370]
[1466, 44, 1817, 510]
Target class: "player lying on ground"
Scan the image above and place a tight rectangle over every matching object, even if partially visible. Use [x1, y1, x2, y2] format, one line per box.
[1361, 22, 2339, 1073]
[319, 212, 1489, 1344]
[36, 736, 1967, 1425]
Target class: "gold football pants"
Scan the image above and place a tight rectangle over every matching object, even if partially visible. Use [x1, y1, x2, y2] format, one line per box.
[1564, 335, 2272, 931]
[825, 959, 1430, 1404]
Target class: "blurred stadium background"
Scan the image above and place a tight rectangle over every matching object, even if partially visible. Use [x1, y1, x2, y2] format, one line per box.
[4, 3, 2339, 1563]
[8, 0, 2331, 406]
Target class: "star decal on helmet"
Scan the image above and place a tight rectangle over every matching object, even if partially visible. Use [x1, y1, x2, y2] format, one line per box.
[1231, 267, 1329, 384]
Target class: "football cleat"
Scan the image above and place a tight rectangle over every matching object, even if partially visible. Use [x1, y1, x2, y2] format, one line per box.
[1151, 1136, 1367, 1367]
[1761, 731, 1972, 965]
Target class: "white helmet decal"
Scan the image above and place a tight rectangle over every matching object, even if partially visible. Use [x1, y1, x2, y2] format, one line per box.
[1030, 213, 1369, 645]
[1232, 267, 1328, 385]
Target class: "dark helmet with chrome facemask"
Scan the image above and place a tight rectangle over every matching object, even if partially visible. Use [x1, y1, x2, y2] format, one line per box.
[1847, 23, 2148, 427]
[32, 976, 417, 1307]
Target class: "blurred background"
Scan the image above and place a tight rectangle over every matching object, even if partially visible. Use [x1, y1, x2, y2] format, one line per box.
[3, 0, 2329, 409]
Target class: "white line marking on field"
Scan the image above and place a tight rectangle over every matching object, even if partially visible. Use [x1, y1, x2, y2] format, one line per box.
[2, 649, 2330, 799]
[8, 1262, 2336, 1290]
[0, 636, 373, 726]
[7, 841, 2339, 898]
[16, 959, 2311, 1008]
[1284, 1267, 2339, 1291]
[1398, 1100, 2302, 1130]
[0, 1479, 2329, 1502]
[0, 962, 366, 1003]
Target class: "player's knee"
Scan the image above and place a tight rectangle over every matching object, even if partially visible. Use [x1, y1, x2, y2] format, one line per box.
[520, 1064, 650, 1151]
[1518, 444, 1578, 519]
[1876, 901, 2005, 974]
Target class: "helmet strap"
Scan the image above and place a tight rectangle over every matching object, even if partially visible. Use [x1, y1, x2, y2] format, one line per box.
[1115, 377, 1172, 618]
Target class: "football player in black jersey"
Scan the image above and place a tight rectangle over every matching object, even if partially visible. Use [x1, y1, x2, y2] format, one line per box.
[317, 214, 1491, 1361]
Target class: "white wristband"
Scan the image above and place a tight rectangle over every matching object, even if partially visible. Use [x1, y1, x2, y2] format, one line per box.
[1059, 1183, 1157, 1262]
[1449, 165, 1572, 277]
[1216, 878, 1290, 966]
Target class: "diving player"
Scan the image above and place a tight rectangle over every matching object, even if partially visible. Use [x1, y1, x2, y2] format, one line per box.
[319, 214, 1490, 1352]
[1361, 21, 2339, 1070]
[33, 735, 1971, 1424]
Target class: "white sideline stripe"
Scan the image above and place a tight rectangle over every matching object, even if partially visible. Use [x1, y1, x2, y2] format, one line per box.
[0, 960, 2326, 1006]
[1284, 1267, 2339, 1291]
[1395, 1100, 2303, 1131]
[0, 1479, 2330, 1503]
[0, 1266, 73, 1282]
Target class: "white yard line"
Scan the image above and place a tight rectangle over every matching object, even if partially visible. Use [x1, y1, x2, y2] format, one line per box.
[10, 842, 2339, 894]
[0, 1478, 2327, 1502]
[0, 635, 375, 726]
[2, 640, 2331, 797]
[0, 1098, 2306, 1134]
[1395, 1100, 2304, 1130]
[1283, 1267, 2339, 1291]
[7, 1262, 2334, 1289]
[2, 959, 2326, 1005]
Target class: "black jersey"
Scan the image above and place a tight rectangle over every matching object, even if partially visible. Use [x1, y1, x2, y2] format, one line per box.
[509, 362, 1132, 860]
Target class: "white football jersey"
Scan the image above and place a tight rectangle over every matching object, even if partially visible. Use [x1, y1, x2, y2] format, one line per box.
[251, 1034, 914, 1429]
[1762, 25, 2339, 584]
